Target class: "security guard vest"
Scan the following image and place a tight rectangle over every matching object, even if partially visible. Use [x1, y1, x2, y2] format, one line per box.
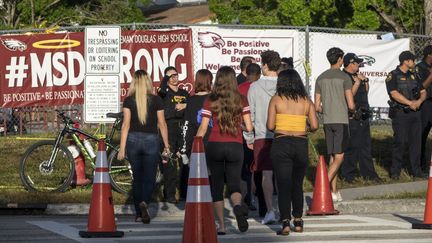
[392, 69, 419, 101]
[343, 70, 369, 108]
[415, 61, 432, 99]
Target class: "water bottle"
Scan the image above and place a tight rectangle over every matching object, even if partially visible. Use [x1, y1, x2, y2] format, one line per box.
[181, 154, 189, 165]
[83, 139, 96, 158]
[67, 145, 79, 159]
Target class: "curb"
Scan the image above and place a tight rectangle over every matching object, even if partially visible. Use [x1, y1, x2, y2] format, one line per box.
[332, 199, 425, 214]
[0, 203, 47, 210]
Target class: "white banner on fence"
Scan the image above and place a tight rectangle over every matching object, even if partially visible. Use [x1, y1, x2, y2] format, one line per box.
[192, 27, 299, 76]
[310, 33, 410, 107]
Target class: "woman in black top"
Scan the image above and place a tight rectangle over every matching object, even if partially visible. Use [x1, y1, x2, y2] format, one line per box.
[180, 69, 213, 157]
[157, 66, 189, 203]
[118, 70, 170, 224]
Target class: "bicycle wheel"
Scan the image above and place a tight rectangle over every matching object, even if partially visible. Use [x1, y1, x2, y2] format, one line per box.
[108, 146, 133, 194]
[19, 140, 75, 192]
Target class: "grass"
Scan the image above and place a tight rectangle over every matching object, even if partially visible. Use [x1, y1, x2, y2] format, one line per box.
[0, 124, 429, 204]
[304, 124, 427, 192]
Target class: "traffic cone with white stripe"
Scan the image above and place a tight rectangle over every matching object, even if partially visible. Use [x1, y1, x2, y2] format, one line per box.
[79, 141, 124, 238]
[182, 136, 217, 243]
[412, 159, 432, 229]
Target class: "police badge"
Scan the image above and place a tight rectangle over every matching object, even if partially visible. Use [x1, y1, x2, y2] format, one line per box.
[386, 73, 393, 82]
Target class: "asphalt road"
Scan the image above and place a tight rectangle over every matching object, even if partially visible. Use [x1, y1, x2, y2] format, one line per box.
[1, 213, 432, 242]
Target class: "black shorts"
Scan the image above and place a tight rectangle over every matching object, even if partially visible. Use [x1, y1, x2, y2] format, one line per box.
[324, 124, 349, 154]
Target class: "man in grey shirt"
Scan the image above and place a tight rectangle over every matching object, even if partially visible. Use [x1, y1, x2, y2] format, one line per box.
[245, 50, 280, 224]
[314, 47, 355, 202]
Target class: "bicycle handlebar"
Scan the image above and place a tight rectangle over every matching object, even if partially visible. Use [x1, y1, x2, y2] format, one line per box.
[55, 109, 74, 125]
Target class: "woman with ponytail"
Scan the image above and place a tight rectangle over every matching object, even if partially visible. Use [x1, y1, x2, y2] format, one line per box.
[118, 70, 170, 224]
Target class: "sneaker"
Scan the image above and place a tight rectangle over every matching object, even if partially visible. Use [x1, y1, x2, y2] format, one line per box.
[233, 205, 249, 232]
[139, 201, 151, 224]
[261, 210, 276, 225]
[336, 191, 343, 202]
[331, 192, 338, 202]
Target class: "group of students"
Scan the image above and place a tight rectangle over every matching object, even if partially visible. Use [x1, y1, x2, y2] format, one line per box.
[117, 50, 318, 236]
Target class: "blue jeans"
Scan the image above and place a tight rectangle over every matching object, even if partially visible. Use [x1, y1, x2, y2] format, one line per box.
[126, 132, 160, 216]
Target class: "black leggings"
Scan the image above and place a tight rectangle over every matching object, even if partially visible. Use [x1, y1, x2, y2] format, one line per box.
[270, 136, 308, 221]
[206, 142, 243, 202]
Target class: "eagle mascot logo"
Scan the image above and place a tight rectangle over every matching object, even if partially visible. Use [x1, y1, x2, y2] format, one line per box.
[0, 38, 27, 51]
[198, 32, 225, 49]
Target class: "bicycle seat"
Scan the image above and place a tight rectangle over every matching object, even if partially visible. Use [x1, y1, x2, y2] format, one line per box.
[106, 112, 123, 119]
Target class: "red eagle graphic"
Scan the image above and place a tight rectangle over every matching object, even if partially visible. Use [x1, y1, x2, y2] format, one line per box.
[198, 32, 225, 49]
[0, 38, 27, 51]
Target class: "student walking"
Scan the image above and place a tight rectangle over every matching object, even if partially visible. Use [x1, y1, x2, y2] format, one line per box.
[267, 69, 318, 235]
[117, 70, 170, 224]
[196, 66, 253, 234]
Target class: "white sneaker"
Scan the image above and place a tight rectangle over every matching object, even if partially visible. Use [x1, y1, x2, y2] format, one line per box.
[336, 191, 343, 202]
[331, 192, 338, 202]
[261, 211, 276, 225]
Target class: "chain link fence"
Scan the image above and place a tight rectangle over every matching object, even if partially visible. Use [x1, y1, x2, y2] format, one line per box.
[1, 23, 432, 135]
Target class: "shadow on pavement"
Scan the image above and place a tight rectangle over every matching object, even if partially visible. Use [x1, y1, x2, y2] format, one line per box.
[392, 213, 423, 224]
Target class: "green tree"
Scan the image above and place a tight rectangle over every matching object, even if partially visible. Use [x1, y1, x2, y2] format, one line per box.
[0, 0, 148, 30]
[208, 0, 426, 34]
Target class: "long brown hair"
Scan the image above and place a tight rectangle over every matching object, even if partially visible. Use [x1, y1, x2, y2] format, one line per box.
[209, 66, 243, 136]
[127, 70, 153, 125]
[194, 69, 213, 92]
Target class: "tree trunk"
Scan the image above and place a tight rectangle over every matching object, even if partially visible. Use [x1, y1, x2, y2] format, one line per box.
[369, 4, 406, 33]
[425, 0, 432, 35]
[30, 0, 35, 27]
[2, 0, 19, 28]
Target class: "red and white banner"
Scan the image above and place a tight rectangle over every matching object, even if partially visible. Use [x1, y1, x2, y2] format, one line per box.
[192, 27, 299, 75]
[0, 29, 193, 108]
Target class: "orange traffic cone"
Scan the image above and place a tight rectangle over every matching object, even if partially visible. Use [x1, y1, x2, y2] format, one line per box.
[412, 160, 432, 229]
[182, 136, 217, 243]
[306, 155, 339, 215]
[79, 141, 124, 238]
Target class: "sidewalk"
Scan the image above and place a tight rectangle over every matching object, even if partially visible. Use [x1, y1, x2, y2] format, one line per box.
[37, 179, 429, 216]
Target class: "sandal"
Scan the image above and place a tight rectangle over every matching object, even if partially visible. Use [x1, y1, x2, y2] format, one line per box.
[293, 218, 304, 232]
[277, 219, 290, 235]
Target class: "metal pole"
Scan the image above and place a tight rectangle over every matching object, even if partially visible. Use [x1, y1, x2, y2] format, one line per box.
[305, 25, 310, 95]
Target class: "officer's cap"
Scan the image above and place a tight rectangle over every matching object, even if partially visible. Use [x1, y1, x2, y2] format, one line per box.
[423, 45, 432, 57]
[399, 51, 416, 63]
[343, 53, 363, 66]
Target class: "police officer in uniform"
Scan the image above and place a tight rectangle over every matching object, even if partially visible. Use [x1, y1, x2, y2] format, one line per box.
[386, 51, 426, 179]
[341, 53, 381, 182]
[416, 45, 432, 172]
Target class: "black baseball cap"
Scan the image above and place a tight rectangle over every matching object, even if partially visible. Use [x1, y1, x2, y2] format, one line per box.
[399, 51, 416, 63]
[343, 53, 363, 66]
[423, 45, 432, 57]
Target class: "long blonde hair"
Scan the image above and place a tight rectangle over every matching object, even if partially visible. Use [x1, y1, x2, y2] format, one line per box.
[127, 70, 153, 125]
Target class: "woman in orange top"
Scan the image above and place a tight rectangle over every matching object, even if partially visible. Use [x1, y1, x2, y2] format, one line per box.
[267, 69, 319, 235]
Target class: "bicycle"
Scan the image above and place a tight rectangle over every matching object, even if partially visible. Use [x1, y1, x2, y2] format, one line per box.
[19, 110, 134, 194]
